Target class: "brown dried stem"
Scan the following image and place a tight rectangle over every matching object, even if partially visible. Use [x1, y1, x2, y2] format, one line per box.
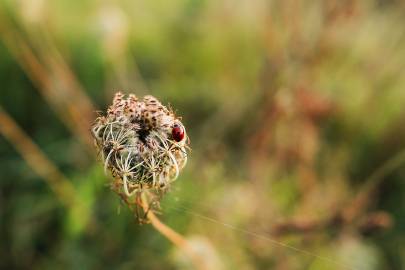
[0, 15, 95, 151]
[342, 147, 405, 222]
[0, 106, 76, 208]
[140, 192, 206, 270]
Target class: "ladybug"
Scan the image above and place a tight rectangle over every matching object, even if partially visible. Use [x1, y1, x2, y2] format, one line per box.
[172, 123, 185, 142]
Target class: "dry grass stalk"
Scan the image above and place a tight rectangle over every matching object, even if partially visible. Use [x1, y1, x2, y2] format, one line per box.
[0, 106, 77, 208]
[0, 15, 95, 150]
[92, 93, 205, 268]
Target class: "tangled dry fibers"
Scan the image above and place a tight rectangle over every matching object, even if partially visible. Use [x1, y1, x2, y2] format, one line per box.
[92, 92, 189, 198]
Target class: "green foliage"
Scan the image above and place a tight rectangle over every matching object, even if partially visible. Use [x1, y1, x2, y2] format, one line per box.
[1, 0, 405, 269]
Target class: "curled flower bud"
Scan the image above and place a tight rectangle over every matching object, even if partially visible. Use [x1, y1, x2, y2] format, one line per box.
[92, 92, 189, 198]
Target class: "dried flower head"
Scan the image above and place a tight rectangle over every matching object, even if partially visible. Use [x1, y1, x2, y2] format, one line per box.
[92, 92, 189, 199]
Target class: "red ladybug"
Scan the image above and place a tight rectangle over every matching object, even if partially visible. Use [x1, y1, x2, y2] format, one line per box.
[172, 123, 185, 142]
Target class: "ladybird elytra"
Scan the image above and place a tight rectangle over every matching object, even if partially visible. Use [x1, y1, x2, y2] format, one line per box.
[172, 123, 185, 142]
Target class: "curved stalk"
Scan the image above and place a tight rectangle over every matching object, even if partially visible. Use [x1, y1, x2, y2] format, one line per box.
[140, 192, 205, 270]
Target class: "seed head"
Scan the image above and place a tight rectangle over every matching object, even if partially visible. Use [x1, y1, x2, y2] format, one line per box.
[92, 92, 189, 198]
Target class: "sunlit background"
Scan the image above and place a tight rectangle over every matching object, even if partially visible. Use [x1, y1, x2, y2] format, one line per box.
[1, 0, 405, 269]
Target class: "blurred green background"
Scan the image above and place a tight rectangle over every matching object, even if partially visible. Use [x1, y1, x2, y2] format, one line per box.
[1, 0, 405, 269]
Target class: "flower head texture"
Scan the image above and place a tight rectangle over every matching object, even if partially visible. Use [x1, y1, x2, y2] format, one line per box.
[92, 92, 189, 197]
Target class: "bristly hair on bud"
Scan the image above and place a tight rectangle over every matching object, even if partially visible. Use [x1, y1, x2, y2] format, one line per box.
[92, 92, 189, 221]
